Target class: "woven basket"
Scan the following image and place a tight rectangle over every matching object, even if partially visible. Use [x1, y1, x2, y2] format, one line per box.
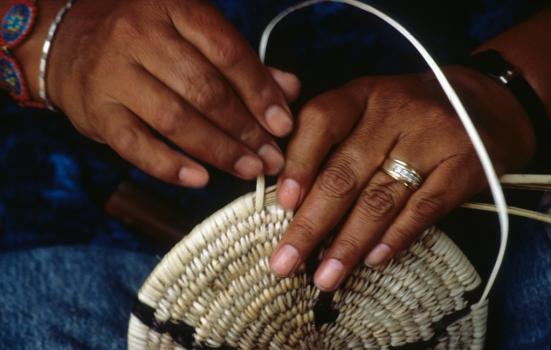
[128, 185, 488, 350]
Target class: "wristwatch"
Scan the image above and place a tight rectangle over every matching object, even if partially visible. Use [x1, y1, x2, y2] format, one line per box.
[463, 49, 551, 172]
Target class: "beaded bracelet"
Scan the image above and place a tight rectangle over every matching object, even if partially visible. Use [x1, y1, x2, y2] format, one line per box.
[0, 0, 45, 108]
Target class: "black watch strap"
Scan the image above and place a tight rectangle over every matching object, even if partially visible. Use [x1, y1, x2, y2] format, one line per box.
[463, 50, 551, 172]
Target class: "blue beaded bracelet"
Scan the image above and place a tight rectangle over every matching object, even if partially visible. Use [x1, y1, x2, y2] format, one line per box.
[0, 0, 44, 107]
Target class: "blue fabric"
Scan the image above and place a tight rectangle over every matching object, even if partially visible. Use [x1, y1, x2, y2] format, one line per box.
[491, 199, 551, 350]
[0, 246, 157, 350]
[1, 0, 550, 349]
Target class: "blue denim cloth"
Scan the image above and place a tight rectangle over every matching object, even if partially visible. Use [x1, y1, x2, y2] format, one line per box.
[490, 195, 551, 350]
[490, 193, 551, 350]
[0, 246, 157, 349]
[1, 0, 550, 349]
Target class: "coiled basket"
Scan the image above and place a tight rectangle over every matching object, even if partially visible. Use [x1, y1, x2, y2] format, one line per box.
[128, 185, 488, 350]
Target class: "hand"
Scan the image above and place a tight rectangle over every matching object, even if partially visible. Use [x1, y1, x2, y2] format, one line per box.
[41, 0, 301, 187]
[270, 67, 535, 291]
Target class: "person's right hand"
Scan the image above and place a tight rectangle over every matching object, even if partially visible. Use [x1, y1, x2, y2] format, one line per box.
[43, 0, 301, 187]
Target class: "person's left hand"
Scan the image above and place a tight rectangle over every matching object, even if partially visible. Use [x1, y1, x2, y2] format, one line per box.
[269, 66, 536, 292]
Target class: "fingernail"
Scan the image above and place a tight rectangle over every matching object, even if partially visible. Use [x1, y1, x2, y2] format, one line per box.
[178, 167, 209, 187]
[265, 105, 293, 137]
[270, 244, 300, 277]
[278, 178, 301, 209]
[234, 155, 263, 179]
[314, 258, 345, 291]
[365, 244, 392, 267]
[258, 144, 284, 175]
[271, 69, 301, 98]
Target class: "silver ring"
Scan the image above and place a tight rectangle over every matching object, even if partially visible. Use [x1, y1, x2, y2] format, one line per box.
[381, 158, 424, 190]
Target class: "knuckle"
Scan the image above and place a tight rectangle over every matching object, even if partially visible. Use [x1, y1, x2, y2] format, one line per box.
[426, 104, 449, 119]
[203, 139, 230, 166]
[357, 183, 399, 220]
[108, 13, 142, 38]
[410, 192, 446, 224]
[151, 161, 177, 181]
[318, 158, 358, 199]
[212, 40, 245, 70]
[111, 127, 138, 156]
[290, 216, 318, 244]
[76, 122, 98, 141]
[207, 139, 242, 171]
[333, 236, 363, 258]
[368, 82, 415, 118]
[194, 75, 231, 113]
[300, 99, 332, 130]
[286, 157, 313, 180]
[369, 80, 404, 103]
[345, 77, 375, 94]
[238, 124, 266, 148]
[155, 104, 183, 135]
[386, 226, 412, 250]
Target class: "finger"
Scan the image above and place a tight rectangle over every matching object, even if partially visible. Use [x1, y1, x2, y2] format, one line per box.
[313, 171, 410, 291]
[269, 67, 301, 102]
[113, 65, 264, 180]
[312, 134, 437, 291]
[99, 103, 209, 188]
[270, 117, 397, 277]
[276, 89, 363, 209]
[316, 131, 460, 289]
[170, 1, 294, 136]
[141, 27, 284, 175]
[368, 154, 486, 266]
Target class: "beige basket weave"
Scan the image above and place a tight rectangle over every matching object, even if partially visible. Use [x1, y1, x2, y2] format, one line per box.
[128, 185, 488, 350]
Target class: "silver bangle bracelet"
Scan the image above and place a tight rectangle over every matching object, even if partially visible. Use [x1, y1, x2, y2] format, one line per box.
[39, 0, 76, 111]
